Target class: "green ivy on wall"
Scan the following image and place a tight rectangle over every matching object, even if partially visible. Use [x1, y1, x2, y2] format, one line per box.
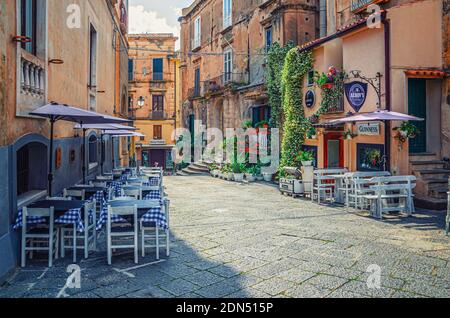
[280, 48, 313, 168]
[266, 42, 295, 128]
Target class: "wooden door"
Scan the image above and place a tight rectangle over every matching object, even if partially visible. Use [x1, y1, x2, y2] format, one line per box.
[408, 78, 427, 153]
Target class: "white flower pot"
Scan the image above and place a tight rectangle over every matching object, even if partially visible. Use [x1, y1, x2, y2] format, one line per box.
[263, 173, 273, 182]
[245, 174, 256, 182]
[233, 173, 244, 182]
[301, 161, 313, 167]
[256, 175, 264, 181]
[227, 173, 233, 181]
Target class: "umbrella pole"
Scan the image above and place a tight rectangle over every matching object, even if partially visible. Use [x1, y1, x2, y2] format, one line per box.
[100, 132, 104, 175]
[111, 136, 115, 169]
[82, 127, 87, 184]
[48, 117, 55, 196]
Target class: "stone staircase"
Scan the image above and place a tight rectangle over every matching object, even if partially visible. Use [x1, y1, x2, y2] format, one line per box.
[410, 153, 449, 210]
[177, 161, 210, 176]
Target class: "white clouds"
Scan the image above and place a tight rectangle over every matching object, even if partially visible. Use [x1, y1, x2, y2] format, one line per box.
[129, 5, 180, 37]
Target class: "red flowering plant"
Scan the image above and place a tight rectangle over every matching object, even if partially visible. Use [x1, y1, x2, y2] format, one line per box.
[315, 66, 339, 90]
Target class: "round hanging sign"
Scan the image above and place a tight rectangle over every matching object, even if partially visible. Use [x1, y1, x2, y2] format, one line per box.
[305, 90, 315, 108]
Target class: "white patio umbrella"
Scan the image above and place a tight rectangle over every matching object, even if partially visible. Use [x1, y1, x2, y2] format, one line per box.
[73, 123, 137, 174]
[30, 102, 131, 194]
[328, 110, 424, 124]
[102, 130, 146, 170]
[327, 110, 424, 171]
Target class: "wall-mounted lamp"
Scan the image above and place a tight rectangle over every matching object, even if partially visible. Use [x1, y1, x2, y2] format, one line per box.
[49, 59, 64, 65]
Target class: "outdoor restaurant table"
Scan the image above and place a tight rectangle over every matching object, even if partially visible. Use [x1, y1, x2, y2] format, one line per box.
[325, 174, 346, 204]
[97, 199, 168, 230]
[13, 200, 88, 232]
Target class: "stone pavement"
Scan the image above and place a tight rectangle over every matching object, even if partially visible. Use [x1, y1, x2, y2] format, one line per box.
[1, 175, 449, 298]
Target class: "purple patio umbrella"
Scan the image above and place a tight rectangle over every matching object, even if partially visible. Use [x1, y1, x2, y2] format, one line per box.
[327, 110, 424, 171]
[30, 102, 131, 194]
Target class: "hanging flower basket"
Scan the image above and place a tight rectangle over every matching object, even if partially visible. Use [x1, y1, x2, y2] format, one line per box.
[321, 83, 334, 90]
[12, 35, 32, 43]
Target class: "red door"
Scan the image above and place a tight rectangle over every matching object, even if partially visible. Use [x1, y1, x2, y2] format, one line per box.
[324, 133, 344, 168]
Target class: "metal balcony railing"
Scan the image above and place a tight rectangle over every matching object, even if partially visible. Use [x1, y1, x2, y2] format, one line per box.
[188, 85, 202, 99]
[149, 111, 170, 120]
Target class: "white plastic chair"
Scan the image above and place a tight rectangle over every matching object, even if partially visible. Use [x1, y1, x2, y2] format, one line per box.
[21, 207, 59, 268]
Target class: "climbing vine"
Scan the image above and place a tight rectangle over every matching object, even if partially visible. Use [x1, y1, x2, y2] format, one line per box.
[266, 42, 295, 128]
[280, 48, 313, 168]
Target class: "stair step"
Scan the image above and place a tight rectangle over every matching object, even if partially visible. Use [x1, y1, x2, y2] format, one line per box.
[415, 169, 450, 174]
[409, 153, 437, 161]
[414, 196, 447, 210]
[410, 160, 446, 165]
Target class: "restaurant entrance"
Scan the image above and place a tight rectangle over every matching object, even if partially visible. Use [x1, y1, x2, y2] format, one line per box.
[324, 133, 344, 168]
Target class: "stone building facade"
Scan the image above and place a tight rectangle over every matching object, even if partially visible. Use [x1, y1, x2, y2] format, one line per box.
[0, 0, 128, 281]
[128, 34, 179, 170]
[179, 0, 319, 135]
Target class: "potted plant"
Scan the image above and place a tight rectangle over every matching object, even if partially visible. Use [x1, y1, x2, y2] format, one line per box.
[296, 151, 314, 167]
[343, 129, 357, 140]
[315, 66, 338, 90]
[393, 122, 419, 143]
[225, 164, 233, 181]
[306, 126, 317, 139]
[232, 162, 246, 182]
[262, 166, 274, 182]
[209, 163, 219, 177]
[245, 165, 258, 182]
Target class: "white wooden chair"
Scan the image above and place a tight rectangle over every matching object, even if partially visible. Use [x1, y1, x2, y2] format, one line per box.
[107, 204, 138, 265]
[312, 169, 348, 204]
[141, 199, 170, 259]
[21, 207, 59, 268]
[122, 188, 142, 200]
[60, 200, 97, 262]
[63, 189, 85, 201]
[366, 176, 416, 218]
[365, 184, 410, 219]
[112, 196, 137, 201]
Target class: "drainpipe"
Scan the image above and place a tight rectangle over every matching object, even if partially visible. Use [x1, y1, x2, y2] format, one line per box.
[319, 0, 327, 38]
[383, 17, 392, 172]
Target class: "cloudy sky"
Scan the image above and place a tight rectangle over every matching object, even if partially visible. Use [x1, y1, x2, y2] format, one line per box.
[128, 0, 193, 48]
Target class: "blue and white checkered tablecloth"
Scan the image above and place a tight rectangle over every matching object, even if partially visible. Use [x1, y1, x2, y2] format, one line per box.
[148, 177, 160, 186]
[96, 201, 168, 231]
[13, 208, 85, 232]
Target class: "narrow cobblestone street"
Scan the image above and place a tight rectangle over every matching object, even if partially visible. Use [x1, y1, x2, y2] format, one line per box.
[1, 176, 448, 298]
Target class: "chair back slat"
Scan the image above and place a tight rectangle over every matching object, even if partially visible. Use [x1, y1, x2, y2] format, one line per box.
[108, 205, 137, 216]
[64, 189, 85, 200]
[23, 207, 53, 217]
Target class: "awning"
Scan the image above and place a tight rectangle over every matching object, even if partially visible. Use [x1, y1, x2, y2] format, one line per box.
[328, 110, 424, 124]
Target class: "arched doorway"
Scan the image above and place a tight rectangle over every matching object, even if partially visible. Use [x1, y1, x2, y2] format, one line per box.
[12, 134, 49, 205]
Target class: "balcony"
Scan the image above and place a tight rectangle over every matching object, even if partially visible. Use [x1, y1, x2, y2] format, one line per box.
[151, 72, 164, 81]
[149, 111, 171, 120]
[324, 96, 345, 114]
[204, 73, 249, 94]
[188, 85, 203, 99]
[17, 49, 46, 117]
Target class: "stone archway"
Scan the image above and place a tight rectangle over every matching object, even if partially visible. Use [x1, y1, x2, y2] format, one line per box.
[12, 134, 49, 203]
[210, 98, 224, 132]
